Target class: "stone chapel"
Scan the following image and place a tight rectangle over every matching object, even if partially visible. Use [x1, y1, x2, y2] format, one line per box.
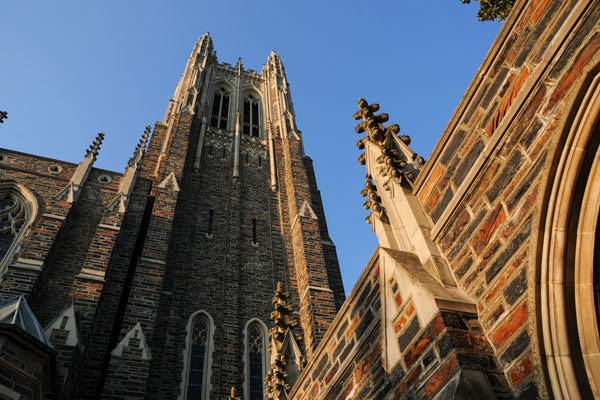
[1, 0, 600, 399]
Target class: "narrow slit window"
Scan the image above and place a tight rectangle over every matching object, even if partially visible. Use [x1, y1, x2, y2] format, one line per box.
[207, 210, 213, 236]
[258, 156, 262, 168]
[252, 218, 257, 245]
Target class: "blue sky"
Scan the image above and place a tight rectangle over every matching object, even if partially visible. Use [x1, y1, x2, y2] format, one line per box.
[0, 1, 501, 293]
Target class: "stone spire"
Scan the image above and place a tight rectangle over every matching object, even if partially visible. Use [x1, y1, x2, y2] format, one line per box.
[265, 283, 304, 400]
[354, 98, 424, 191]
[166, 32, 214, 122]
[269, 282, 298, 343]
[55, 132, 104, 203]
[107, 126, 150, 213]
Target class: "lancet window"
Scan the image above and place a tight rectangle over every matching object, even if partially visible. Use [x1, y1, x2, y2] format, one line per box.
[246, 320, 267, 400]
[183, 312, 213, 400]
[0, 186, 35, 278]
[210, 87, 230, 129]
[243, 94, 260, 137]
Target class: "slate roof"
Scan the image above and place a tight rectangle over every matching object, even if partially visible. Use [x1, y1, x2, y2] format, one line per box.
[0, 295, 54, 349]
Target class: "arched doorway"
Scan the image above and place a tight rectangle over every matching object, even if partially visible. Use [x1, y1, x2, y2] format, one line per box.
[540, 72, 600, 399]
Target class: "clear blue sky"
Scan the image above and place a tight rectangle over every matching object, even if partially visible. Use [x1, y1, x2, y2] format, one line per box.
[0, 1, 501, 294]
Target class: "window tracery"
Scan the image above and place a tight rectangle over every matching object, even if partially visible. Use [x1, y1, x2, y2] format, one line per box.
[211, 87, 230, 129]
[0, 193, 25, 263]
[243, 94, 260, 137]
[246, 320, 267, 400]
[183, 312, 213, 400]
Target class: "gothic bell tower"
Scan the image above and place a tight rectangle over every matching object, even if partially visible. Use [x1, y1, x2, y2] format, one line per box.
[91, 33, 345, 399]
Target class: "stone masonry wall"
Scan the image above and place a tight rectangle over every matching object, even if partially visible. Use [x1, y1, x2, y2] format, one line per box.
[414, 1, 600, 397]
[289, 249, 513, 399]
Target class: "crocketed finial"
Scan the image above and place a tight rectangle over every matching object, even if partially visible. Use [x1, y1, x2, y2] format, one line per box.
[353, 98, 424, 193]
[0, 111, 7, 124]
[86, 132, 105, 160]
[128, 125, 151, 167]
[269, 282, 298, 345]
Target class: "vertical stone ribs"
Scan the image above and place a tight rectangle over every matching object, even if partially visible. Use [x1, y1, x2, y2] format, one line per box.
[278, 132, 338, 357]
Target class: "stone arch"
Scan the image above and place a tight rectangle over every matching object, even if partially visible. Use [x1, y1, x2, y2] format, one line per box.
[242, 89, 264, 138]
[209, 80, 235, 130]
[179, 310, 215, 400]
[0, 181, 39, 279]
[243, 318, 269, 400]
[539, 70, 600, 399]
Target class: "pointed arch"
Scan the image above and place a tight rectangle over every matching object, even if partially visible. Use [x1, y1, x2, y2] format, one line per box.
[0, 181, 39, 279]
[243, 318, 269, 400]
[210, 81, 234, 130]
[180, 310, 215, 400]
[242, 90, 263, 138]
[540, 69, 600, 398]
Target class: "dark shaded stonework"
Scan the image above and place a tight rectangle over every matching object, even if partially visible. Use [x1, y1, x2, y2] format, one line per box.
[4, 1, 600, 399]
[0, 34, 344, 400]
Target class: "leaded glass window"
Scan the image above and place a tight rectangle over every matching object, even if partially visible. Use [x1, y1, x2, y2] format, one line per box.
[243, 94, 260, 137]
[248, 322, 265, 400]
[210, 88, 230, 129]
[0, 193, 26, 264]
[186, 315, 209, 399]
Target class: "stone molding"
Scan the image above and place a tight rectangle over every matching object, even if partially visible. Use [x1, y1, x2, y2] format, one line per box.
[540, 70, 600, 398]
[179, 310, 215, 400]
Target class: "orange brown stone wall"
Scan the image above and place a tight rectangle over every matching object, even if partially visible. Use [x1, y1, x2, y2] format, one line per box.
[414, 0, 600, 397]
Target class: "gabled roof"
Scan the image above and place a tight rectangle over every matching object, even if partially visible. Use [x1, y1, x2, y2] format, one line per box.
[0, 295, 54, 349]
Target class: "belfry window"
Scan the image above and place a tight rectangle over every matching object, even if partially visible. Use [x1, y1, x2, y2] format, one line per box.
[243, 94, 260, 137]
[183, 312, 213, 400]
[210, 88, 230, 129]
[246, 320, 267, 400]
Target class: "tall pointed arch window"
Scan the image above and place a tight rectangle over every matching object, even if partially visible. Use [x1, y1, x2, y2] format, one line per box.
[210, 87, 230, 129]
[245, 319, 268, 400]
[182, 311, 214, 400]
[0, 182, 37, 279]
[243, 94, 260, 137]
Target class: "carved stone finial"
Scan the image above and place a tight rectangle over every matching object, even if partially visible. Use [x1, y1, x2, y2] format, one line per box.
[269, 282, 298, 345]
[55, 132, 104, 203]
[0, 111, 7, 124]
[353, 98, 425, 194]
[107, 126, 151, 213]
[128, 126, 150, 167]
[361, 177, 386, 225]
[264, 282, 304, 400]
[86, 132, 105, 161]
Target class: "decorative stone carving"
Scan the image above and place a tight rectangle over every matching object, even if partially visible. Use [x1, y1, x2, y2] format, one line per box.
[265, 283, 305, 400]
[360, 177, 386, 224]
[55, 132, 104, 203]
[107, 126, 150, 213]
[269, 282, 298, 344]
[353, 98, 424, 191]
[0, 111, 7, 124]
